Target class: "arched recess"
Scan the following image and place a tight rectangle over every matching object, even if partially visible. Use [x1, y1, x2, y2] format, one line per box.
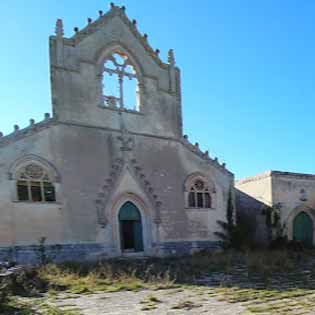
[95, 42, 145, 111]
[8, 154, 60, 182]
[286, 205, 315, 246]
[110, 192, 153, 255]
[293, 212, 313, 247]
[8, 154, 61, 202]
[184, 172, 216, 209]
[118, 201, 144, 252]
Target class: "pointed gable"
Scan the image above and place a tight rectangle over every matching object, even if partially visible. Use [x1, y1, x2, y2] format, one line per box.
[51, 3, 168, 76]
[49, 3, 183, 139]
[68, 4, 167, 70]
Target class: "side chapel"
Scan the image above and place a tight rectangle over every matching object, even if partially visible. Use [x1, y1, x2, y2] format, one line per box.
[0, 4, 233, 263]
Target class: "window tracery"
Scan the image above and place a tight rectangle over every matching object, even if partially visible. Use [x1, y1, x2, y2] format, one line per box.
[102, 52, 140, 111]
[186, 177, 214, 209]
[16, 164, 56, 202]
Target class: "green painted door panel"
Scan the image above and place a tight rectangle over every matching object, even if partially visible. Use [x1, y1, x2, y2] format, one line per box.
[119, 202, 141, 221]
[119, 201, 144, 252]
[134, 221, 144, 252]
[293, 212, 313, 247]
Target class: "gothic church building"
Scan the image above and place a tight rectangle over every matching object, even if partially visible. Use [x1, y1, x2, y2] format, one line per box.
[0, 5, 233, 263]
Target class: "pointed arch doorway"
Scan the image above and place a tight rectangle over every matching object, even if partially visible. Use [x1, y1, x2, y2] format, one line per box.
[118, 201, 144, 252]
[293, 212, 313, 247]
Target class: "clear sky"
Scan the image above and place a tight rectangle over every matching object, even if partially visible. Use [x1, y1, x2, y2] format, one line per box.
[0, 1, 314, 180]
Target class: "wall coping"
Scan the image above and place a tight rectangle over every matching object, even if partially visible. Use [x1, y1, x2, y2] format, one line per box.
[0, 117, 56, 148]
[237, 170, 315, 186]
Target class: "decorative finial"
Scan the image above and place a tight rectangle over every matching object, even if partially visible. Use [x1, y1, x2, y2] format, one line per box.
[204, 150, 209, 158]
[121, 6, 126, 11]
[214, 157, 218, 163]
[87, 18, 92, 24]
[14, 125, 19, 132]
[168, 49, 175, 66]
[110, 2, 115, 8]
[143, 33, 148, 40]
[155, 49, 160, 55]
[99, 10, 103, 16]
[44, 113, 50, 120]
[183, 134, 188, 140]
[55, 19, 64, 38]
[222, 163, 226, 169]
[29, 119, 35, 126]
[195, 142, 199, 149]
[132, 19, 137, 25]
[74, 27, 79, 33]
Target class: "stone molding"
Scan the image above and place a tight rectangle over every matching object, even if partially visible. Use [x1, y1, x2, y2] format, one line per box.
[0, 118, 233, 178]
[8, 154, 61, 183]
[95, 131, 163, 228]
[285, 205, 315, 242]
[270, 171, 315, 180]
[0, 117, 56, 149]
[237, 170, 315, 186]
[52, 4, 170, 70]
[236, 172, 272, 186]
[180, 136, 233, 177]
[110, 192, 155, 255]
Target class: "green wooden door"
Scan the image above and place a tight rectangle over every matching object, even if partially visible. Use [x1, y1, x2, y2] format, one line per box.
[293, 212, 313, 247]
[134, 220, 144, 252]
[119, 202, 144, 252]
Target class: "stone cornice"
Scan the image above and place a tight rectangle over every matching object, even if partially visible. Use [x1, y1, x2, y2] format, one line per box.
[180, 138, 234, 178]
[55, 4, 169, 70]
[270, 171, 315, 180]
[236, 172, 272, 185]
[0, 117, 57, 149]
[237, 170, 315, 186]
[0, 117, 233, 178]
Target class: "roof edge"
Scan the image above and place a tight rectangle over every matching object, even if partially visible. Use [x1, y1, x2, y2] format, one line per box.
[0, 117, 57, 149]
[180, 137, 234, 178]
[57, 4, 170, 70]
[237, 170, 315, 185]
[236, 171, 272, 185]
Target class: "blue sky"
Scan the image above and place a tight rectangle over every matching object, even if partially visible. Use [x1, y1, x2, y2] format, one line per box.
[0, 1, 314, 179]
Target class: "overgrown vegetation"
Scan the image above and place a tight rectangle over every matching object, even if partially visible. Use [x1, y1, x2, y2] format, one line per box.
[2, 249, 315, 314]
[215, 188, 255, 250]
[35, 237, 62, 266]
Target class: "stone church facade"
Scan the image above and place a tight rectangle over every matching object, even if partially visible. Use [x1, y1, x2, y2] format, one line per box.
[0, 4, 233, 263]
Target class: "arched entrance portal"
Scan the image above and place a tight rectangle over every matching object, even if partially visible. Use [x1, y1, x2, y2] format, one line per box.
[293, 212, 313, 247]
[119, 201, 144, 252]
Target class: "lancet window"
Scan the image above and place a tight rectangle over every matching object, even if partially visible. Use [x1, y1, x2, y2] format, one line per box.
[16, 164, 56, 202]
[102, 52, 140, 111]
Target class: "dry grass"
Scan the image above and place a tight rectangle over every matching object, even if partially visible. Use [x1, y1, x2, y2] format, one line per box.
[32, 249, 315, 293]
[1, 249, 315, 314]
[38, 262, 176, 294]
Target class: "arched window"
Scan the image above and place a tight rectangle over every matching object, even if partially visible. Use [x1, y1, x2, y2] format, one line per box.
[16, 163, 56, 202]
[102, 51, 140, 111]
[185, 174, 215, 209]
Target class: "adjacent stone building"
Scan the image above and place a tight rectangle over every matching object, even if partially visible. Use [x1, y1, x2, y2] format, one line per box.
[0, 4, 233, 263]
[236, 171, 315, 247]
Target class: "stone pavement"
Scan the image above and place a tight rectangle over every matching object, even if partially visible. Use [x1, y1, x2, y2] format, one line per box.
[50, 288, 246, 315]
[23, 263, 315, 314]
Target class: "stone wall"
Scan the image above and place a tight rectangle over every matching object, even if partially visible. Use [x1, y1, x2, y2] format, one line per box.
[0, 120, 232, 259]
[236, 171, 315, 245]
[0, 4, 233, 263]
